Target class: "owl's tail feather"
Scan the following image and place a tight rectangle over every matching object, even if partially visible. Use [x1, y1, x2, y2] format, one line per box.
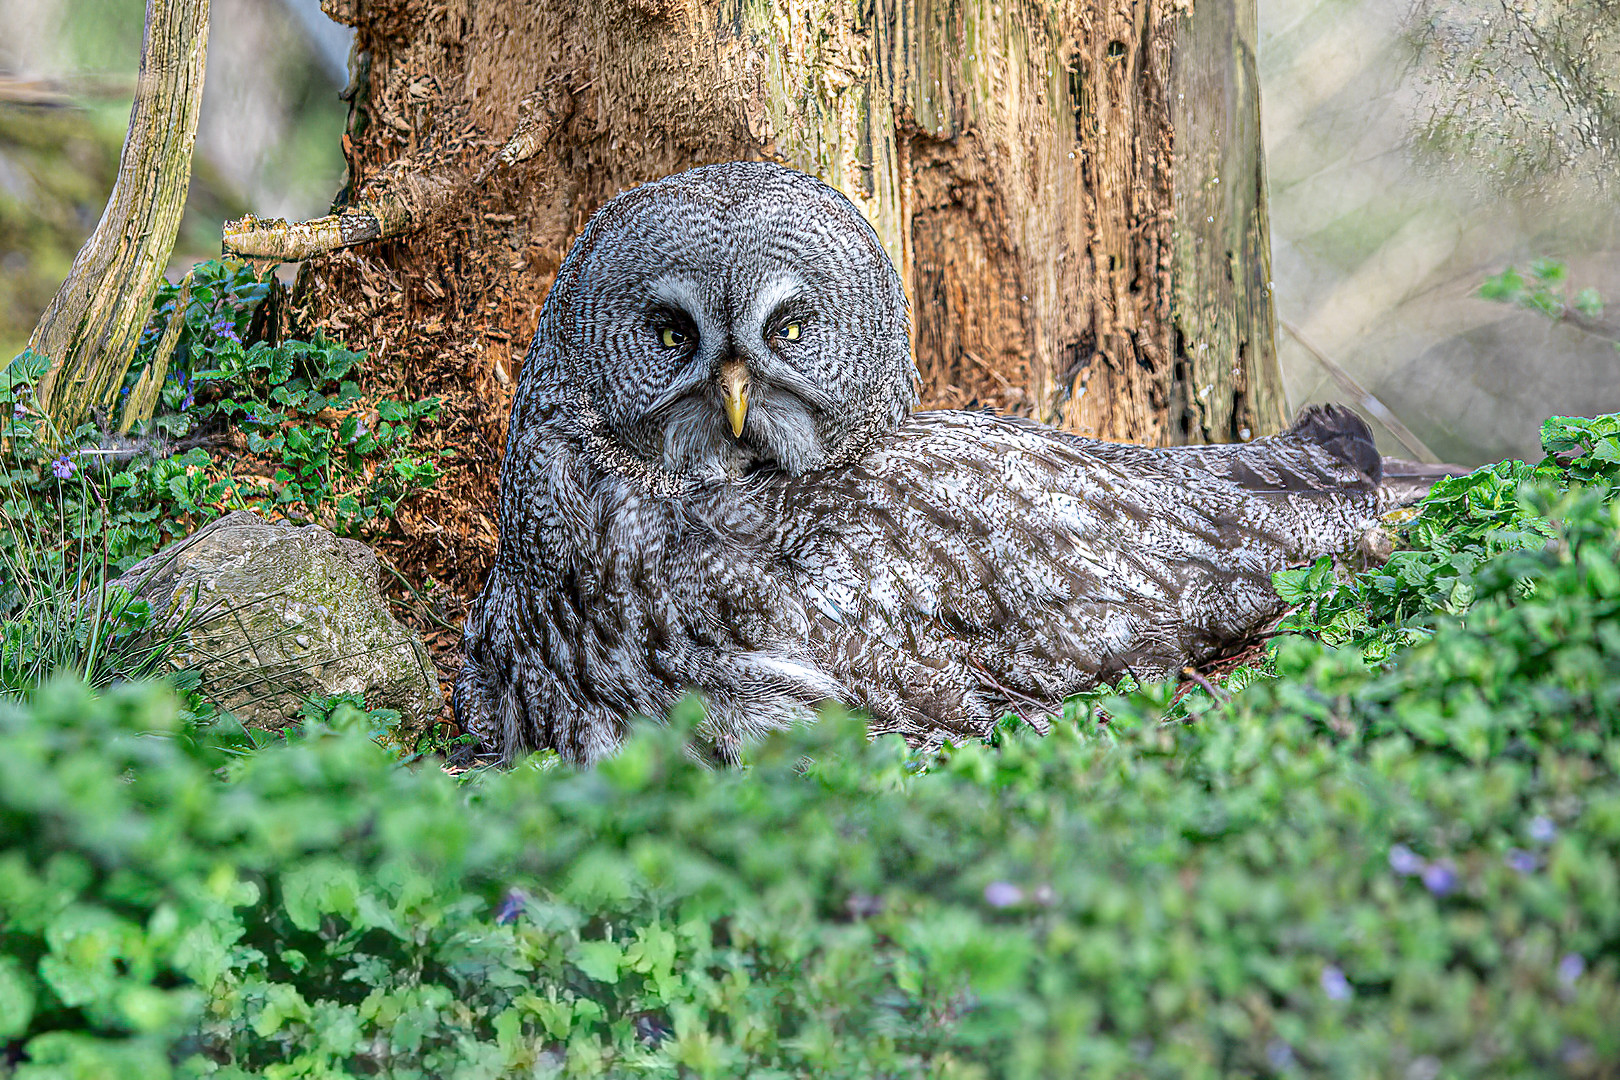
[1287, 403, 1382, 484]
[1378, 458, 1467, 508]
[1229, 403, 1383, 495]
[1288, 403, 1464, 507]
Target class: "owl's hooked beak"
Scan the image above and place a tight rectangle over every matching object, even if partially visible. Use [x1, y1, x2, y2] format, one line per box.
[719, 359, 750, 438]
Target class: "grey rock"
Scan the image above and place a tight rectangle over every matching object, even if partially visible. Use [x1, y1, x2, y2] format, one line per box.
[112, 510, 439, 733]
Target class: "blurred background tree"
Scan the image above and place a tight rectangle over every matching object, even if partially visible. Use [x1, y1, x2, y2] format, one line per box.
[1264, 0, 1618, 464]
[1410, 0, 1618, 187]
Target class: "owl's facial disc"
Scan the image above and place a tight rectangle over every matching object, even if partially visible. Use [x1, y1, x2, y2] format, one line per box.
[628, 271, 837, 479]
[567, 163, 917, 482]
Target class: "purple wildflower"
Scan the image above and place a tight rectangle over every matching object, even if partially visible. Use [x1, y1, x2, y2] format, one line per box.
[633, 1012, 672, 1046]
[1561, 1039, 1592, 1065]
[170, 371, 195, 410]
[1422, 860, 1458, 896]
[1265, 1040, 1296, 1070]
[1505, 848, 1538, 874]
[1529, 816, 1557, 844]
[848, 893, 887, 919]
[983, 881, 1024, 909]
[211, 318, 242, 344]
[1320, 964, 1353, 1001]
[1558, 953, 1585, 986]
[51, 454, 76, 480]
[494, 887, 529, 925]
[1388, 844, 1424, 876]
[845, 892, 884, 919]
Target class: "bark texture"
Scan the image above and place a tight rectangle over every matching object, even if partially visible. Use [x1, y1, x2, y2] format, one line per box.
[27, 0, 210, 434]
[291, 0, 1284, 592]
[1168, 0, 1287, 443]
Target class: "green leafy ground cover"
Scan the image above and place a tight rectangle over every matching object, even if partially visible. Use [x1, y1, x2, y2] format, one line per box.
[1, 414, 1617, 1078]
[2, 261, 443, 577]
[1, 262, 444, 704]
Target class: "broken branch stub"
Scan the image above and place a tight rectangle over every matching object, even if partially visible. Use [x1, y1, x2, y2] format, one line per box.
[223, 209, 399, 263]
[222, 85, 571, 265]
[27, 0, 210, 434]
[223, 168, 459, 262]
[474, 82, 575, 183]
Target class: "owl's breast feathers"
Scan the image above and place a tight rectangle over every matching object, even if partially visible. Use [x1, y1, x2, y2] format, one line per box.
[458, 410, 847, 764]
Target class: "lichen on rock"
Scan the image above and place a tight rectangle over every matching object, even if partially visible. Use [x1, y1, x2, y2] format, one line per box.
[112, 510, 439, 735]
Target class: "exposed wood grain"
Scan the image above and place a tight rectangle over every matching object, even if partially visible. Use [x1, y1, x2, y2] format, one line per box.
[1168, 0, 1288, 443]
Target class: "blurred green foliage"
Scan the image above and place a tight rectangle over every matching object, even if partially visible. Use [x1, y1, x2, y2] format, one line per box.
[0, 105, 124, 363]
[1, 413, 1618, 1077]
[22, 0, 147, 77]
[1, 0, 346, 359]
[1479, 258, 1617, 348]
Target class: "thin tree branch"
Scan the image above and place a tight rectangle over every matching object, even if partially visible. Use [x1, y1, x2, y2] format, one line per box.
[222, 82, 575, 264]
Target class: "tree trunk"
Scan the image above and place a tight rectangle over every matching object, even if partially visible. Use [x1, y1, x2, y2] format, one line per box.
[1169, 0, 1287, 443]
[27, 0, 210, 435]
[273, 0, 1284, 593]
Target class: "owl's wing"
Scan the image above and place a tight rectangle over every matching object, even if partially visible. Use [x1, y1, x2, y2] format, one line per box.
[782, 404, 1381, 729]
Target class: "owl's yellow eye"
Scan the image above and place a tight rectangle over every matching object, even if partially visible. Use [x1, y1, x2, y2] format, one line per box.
[777, 323, 801, 342]
[659, 327, 686, 348]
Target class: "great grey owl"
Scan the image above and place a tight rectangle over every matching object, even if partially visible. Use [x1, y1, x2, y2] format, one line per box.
[455, 161, 1394, 764]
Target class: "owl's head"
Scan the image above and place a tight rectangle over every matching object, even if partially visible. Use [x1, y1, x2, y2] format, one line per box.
[542, 162, 917, 480]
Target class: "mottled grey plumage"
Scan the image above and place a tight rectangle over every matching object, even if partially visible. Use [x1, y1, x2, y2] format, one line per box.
[456, 162, 1386, 764]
